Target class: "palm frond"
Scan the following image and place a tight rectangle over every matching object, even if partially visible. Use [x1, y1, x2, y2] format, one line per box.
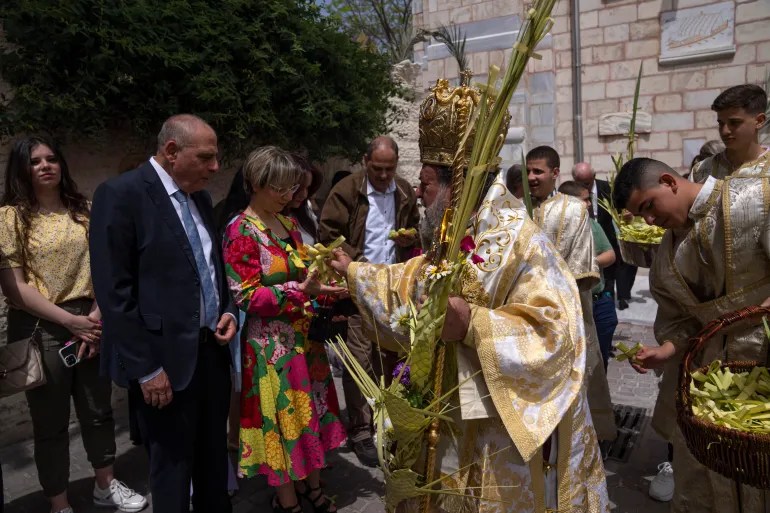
[424, 23, 468, 72]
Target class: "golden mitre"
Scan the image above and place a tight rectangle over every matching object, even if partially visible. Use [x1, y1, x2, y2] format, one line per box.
[419, 69, 511, 169]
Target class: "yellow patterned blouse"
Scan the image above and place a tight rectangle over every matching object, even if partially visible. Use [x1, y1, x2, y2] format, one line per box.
[0, 206, 93, 304]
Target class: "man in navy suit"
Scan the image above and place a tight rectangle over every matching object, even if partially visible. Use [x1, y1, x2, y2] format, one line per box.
[90, 114, 237, 513]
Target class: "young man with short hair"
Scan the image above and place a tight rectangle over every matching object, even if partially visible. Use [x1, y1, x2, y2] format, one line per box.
[691, 84, 768, 183]
[614, 157, 770, 512]
[526, 146, 617, 441]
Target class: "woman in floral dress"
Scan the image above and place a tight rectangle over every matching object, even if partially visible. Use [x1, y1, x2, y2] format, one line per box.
[222, 146, 346, 513]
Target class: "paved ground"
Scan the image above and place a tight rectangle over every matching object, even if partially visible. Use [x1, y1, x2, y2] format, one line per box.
[2, 284, 672, 513]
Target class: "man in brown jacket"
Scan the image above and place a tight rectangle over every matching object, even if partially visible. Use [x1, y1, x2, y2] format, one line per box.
[319, 135, 420, 466]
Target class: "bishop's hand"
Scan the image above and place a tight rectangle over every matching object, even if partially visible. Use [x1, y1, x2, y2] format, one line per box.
[442, 296, 471, 343]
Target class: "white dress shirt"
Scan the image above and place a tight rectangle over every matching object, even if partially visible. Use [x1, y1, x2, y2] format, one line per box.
[363, 179, 397, 264]
[140, 158, 223, 384]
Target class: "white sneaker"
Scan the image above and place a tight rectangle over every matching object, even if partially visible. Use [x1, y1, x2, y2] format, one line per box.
[649, 461, 674, 502]
[93, 479, 148, 512]
[52, 508, 74, 513]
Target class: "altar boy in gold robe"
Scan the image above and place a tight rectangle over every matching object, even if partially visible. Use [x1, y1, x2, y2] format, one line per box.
[614, 156, 770, 513]
[526, 146, 617, 441]
[690, 84, 768, 183]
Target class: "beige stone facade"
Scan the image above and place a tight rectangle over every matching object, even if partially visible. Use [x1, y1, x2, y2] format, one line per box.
[414, 0, 770, 176]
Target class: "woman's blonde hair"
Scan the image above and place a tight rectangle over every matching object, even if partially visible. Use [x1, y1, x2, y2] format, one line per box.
[242, 146, 302, 193]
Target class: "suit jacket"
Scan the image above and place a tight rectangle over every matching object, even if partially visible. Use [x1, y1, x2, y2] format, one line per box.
[89, 161, 236, 390]
[595, 179, 619, 252]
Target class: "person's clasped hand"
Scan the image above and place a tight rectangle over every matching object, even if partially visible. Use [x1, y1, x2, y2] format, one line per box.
[66, 313, 101, 345]
[393, 232, 416, 248]
[75, 313, 103, 360]
[329, 248, 353, 276]
[630, 341, 676, 374]
[141, 370, 173, 409]
[214, 314, 238, 346]
[298, 269, 347, 297]
[440, 296, 471, 343]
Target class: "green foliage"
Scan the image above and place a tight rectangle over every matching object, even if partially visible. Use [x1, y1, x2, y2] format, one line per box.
[0, 0, 400, 161]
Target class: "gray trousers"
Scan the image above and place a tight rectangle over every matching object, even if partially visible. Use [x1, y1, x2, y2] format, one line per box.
[342, 314, 399, 443]
[8, 299, 115, 497]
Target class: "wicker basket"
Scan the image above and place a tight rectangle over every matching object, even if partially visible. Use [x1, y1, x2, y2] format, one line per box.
[618, 239, 658, 268]
[676, 305, 770, 489]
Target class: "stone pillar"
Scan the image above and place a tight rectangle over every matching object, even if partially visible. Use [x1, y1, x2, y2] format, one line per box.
[388, 60, 425, 187]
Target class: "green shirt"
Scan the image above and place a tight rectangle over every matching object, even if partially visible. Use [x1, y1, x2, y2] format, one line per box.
[590, 218, 611, 295]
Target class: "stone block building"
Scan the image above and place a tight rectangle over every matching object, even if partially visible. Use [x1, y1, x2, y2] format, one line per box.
[412, 0, 770, 175]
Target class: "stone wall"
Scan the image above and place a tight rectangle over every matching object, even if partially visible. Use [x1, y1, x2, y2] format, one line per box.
[551, 0, 770, 175]
[414, 0, 770, 178]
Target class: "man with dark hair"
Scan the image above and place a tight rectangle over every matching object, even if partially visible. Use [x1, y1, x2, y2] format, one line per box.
[505, 164, 524, 198]
[614, 156, 770, 512]
[573, 162, 637, 310]
[319, 135, 420, 466]
[526, 146, 617, 441]
[690, 84, 768, 183]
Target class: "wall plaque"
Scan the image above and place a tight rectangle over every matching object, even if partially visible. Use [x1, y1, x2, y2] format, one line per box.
[659, 1, 736, 65]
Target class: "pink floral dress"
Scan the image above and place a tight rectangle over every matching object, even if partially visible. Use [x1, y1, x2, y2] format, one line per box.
[222, 212, 346, 486]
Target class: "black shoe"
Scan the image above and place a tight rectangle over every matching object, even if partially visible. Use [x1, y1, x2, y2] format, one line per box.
[351, 438, 379, 467]
[618, 299, 629, 310]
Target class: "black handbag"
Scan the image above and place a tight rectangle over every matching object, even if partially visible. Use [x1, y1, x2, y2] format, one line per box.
[308, 305, 334, 342]
[308, 298, 358, 343]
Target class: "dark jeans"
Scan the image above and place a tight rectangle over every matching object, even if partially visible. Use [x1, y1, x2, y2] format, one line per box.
[131, 331, 232, 513]
[7, 300, 116, 497]
[593, 292, 618, 371]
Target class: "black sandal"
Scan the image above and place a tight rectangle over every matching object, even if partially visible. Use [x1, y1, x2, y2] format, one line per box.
[271, 494, 302, 513]
[296, 483, 338, 513]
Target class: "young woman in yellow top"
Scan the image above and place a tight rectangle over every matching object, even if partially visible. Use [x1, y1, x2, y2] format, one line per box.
[0, 137, 146, 513]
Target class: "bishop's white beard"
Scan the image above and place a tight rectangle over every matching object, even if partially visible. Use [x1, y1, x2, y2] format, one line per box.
[419, 186, 449, 251]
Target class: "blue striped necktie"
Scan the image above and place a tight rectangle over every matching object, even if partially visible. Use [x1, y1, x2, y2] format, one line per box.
[172, 190, 219, 330]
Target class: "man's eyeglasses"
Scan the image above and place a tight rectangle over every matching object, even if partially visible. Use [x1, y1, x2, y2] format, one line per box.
[269, 183, 301, 196]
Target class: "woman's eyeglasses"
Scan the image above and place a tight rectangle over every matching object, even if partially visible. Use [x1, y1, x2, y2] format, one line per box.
[269, 183, 301, 196]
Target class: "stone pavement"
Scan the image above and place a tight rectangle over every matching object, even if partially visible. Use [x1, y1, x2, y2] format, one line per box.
[2, 291, 673, 513]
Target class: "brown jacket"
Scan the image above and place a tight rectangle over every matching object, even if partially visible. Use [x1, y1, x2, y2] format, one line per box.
[319, 171, 420, 262]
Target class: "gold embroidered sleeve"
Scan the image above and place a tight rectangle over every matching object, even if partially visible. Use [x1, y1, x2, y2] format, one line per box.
[347, 257, 426, 353]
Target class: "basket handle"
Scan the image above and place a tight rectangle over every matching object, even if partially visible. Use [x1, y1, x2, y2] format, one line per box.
[681, 305, 770, 377]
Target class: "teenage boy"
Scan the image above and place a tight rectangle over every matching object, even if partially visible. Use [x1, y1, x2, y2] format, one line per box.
[526, 146, 617, 441]
[691, 84, 768, 182]
[614, 157, 770, 513]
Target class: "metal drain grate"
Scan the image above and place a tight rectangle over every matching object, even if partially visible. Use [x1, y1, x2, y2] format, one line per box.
[599, 404, 648, 462]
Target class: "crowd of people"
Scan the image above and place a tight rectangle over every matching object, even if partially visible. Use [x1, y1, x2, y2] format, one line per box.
[0, 77, 767, 513]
